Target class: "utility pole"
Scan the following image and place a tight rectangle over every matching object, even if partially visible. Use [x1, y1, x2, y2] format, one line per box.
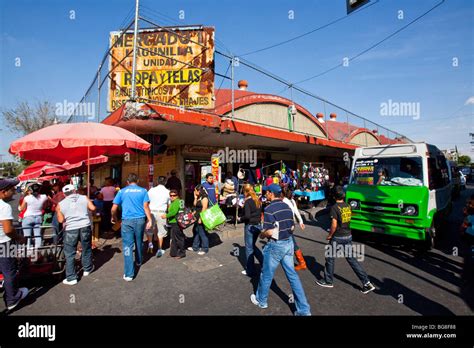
[130, 0, 140, 101]
[97, 63, 101, 123]
[231, 57, 235, 120]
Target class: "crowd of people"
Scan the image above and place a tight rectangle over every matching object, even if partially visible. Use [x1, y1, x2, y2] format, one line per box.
[0, 169, 382, 314]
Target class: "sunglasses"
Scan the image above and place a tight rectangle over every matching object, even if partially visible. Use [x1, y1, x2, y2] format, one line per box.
[170, 194, 177, 197]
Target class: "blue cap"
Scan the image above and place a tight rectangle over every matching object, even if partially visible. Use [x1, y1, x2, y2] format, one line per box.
[262, 183, 282, 194]
[0, 178, 19, 191]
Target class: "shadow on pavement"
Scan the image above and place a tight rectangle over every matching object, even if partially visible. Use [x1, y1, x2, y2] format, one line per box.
[371, 277, 455, 315]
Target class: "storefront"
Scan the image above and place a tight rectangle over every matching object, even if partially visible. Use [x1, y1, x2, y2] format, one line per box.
[99, 86, 407, 203]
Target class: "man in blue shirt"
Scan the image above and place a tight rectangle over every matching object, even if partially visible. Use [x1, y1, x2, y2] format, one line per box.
[250, 184, 311, 316]
[202, 173, 218, 205]
[111, 173, 152, 281]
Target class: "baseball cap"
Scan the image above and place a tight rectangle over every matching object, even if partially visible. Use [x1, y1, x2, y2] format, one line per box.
[62, 184, 76, 194]
[0, 178, 19, 191]
[262, 183, 282, 194]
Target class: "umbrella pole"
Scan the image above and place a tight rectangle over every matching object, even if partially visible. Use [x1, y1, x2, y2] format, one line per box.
[87, 146, 91, 198]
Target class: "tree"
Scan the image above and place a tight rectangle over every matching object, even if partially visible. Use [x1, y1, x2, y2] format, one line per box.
[458, 155, 471, 166]
[1, 101, 57, 136]
[0, 161, 23, 177]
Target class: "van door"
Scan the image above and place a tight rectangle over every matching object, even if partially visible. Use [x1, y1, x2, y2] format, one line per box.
[427, 155, 451, 213]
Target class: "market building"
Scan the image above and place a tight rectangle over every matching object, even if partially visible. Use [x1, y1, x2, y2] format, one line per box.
[95, 80, 408, 203]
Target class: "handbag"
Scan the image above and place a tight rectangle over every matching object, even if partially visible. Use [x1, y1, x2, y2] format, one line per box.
[177, 208, 197, 230]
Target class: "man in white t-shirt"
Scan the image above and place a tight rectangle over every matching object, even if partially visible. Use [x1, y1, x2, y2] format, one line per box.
[0, 178, 29, 310]
[147, 176, 170, 257]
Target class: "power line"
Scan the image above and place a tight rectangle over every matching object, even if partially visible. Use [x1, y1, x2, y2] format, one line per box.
[239, 0, 380, 57]
[295, 0, 446, 84]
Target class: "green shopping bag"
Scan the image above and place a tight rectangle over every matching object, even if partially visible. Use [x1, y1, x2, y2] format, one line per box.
[200, 204, 226, 231]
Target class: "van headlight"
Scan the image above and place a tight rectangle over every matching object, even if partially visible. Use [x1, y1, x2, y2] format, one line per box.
[348, 199, 360, 210]
[403, 205, 417, 216]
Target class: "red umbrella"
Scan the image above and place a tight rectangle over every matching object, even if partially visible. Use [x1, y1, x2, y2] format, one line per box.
[18, 156, 109, 181]
[18, 161, 65, 181]
[10, 123, 150, 195]
[9, 122, 150, 164]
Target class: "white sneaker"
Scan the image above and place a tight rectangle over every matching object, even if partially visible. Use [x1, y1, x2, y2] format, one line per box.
[123, 275, 133, 282]
[7, 287, 29, 310]
[250, 294, 268, 309]
[187, 247, 195, 251]
[197, 251, 206, 255]
[83, 265, 95, 277]
[62, 278, 78, 286]
[241, 270, 248, 275]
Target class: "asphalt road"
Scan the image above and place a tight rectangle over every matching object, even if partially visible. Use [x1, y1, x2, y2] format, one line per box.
[3, 185, 473, 315]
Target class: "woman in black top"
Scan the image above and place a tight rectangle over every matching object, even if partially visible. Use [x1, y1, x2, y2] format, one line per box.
[238, 184, 263, 277]
[188, 185, 209, 255]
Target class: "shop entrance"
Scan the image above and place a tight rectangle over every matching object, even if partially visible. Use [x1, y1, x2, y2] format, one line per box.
[184, 159, 211, 206]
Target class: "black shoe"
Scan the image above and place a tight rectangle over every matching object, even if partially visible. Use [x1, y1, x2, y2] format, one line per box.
[315, 279, 334, 288]
[361, 282, 375, 294]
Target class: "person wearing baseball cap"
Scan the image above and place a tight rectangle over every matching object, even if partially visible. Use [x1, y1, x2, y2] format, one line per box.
[56, 184, 96, 285]
[0, 178, 29, 310]
[250, 183, 311, 315]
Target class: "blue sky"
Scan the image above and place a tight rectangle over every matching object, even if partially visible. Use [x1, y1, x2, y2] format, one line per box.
[1, 0, 473, 161]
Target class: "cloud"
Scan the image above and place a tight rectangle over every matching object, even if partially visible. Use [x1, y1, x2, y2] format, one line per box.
[465, 96, 474, 105]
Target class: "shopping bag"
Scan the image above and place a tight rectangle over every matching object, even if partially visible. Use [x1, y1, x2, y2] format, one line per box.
[200, 204, 226, 231]
[177, 208, 197, 230]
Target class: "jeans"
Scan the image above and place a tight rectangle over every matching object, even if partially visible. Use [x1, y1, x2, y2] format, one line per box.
[51, 212, 62, 244]
[255, 238, 311, 315]
[244, 224, 263, 276]
[64, 226, 93, 281]
[22, 215, 42, 249]
[324, 236, 370, 285]
[0, 242, 22, 307]
[192, 223, 209, 253]
[121, 217, 145, 278]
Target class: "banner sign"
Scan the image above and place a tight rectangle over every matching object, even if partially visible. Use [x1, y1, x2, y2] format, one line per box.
[108, 26, 215, 112]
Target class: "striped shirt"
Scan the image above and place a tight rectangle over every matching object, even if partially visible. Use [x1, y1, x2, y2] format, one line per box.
[263, 199, 294, 240]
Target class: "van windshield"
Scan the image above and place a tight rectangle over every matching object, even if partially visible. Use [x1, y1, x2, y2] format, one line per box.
[351, 156, 423, 186]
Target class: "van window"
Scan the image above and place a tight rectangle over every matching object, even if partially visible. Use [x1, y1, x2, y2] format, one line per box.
[428, 156, 450, 190]
[351, 157, 423, 186]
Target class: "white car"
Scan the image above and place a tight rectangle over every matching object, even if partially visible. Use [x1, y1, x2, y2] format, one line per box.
[459, 171, 466, 189]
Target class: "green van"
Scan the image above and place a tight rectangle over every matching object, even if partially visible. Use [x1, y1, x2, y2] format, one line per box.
[346, 143, 452, 249]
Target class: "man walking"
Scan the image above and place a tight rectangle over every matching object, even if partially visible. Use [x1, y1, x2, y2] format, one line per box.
[0, 178, 29, 310]
[316, 186, 375, 294]
[147, 176, 170, 257]
[250, 184, 311, 316]
[56, 184, 96, 285]
[203, 173, 218, 205]
[111, 174, 152, 281]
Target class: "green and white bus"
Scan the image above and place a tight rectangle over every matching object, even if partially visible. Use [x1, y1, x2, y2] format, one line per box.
[346, 143, 452, 249]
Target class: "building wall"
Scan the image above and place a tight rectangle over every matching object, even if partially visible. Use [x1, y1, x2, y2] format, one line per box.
[350, 132, 380, 146]
[227, 103, 326, 137]
[120, 149, 178, 188]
